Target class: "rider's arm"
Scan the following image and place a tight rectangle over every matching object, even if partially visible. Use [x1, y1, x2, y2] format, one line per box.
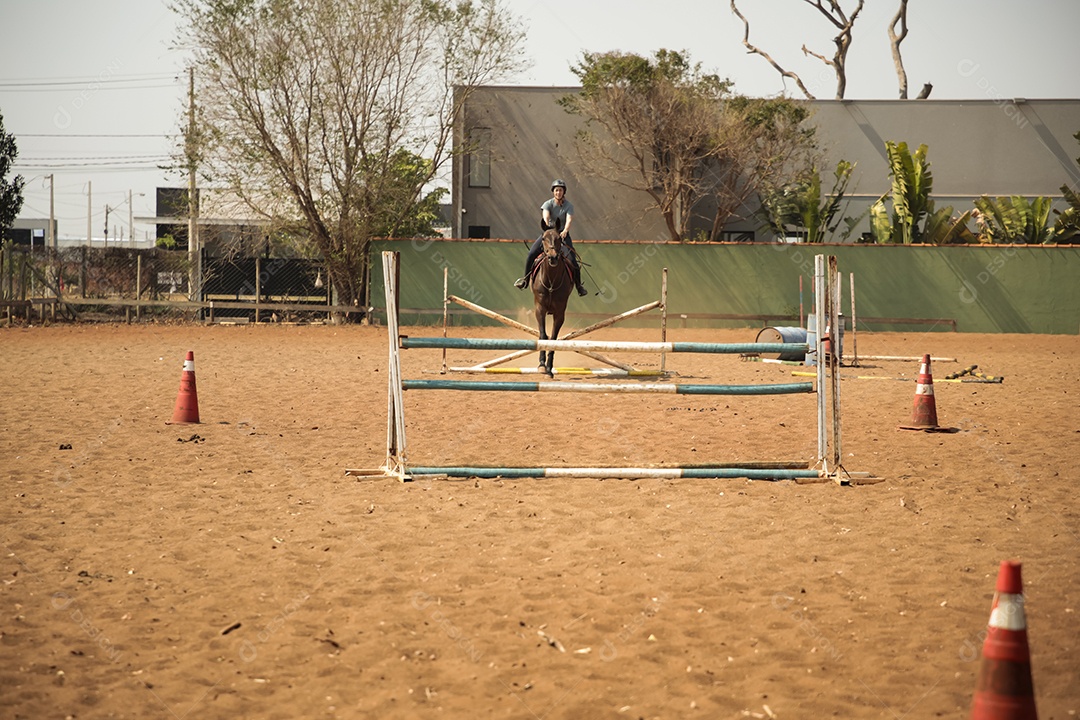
[561, 212, 572, 237]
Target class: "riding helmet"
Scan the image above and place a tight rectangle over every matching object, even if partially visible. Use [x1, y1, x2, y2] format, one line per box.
[551, 179, 567, 191]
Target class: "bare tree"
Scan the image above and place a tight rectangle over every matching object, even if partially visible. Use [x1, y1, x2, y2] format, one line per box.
[561, 50, 733, 241]
[174, 0, 525, 315]
[561, 50, 818, 242]
[888, 0, 909, 98]
[705, 96, 819, 241]
[731, 0, 865, 100]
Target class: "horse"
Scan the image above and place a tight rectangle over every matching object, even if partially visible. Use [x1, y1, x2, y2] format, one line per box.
[529, 229, 574, 376]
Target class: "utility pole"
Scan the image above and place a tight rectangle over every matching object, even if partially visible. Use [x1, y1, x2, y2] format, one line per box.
[104, 204, 110, 247]
[47, 174, 55, 249]
[86, 181, 91, 246]
[186, 67, 201, 302]
[128, 189, 134, 248]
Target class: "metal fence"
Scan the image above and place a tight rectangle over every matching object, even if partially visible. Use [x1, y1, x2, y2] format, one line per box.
[0, 242, 364, 325]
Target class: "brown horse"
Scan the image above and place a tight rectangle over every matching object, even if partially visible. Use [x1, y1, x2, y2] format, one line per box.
[530, 229, 574, 376]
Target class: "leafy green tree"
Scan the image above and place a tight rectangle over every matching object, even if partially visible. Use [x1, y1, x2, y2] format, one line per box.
[156, 233, 180, 250]
[0, 110, 26, 233]
[175, 0, 524, 316]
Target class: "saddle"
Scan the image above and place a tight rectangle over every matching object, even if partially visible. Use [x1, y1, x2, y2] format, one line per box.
[528, 250, 575, 285]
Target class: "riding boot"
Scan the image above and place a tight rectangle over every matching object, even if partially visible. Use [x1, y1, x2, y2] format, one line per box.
[514, 276, 529, 290]
[573, 266, 587, 297]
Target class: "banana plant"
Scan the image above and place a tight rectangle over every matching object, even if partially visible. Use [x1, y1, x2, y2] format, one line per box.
[887, 141, 933, 244]
[1051, 185, 1080, 243]
[973, 195, 1055, 244]
[869, 141, 938, 243]
[869, 192, 892, 243]
[923, 206, 975, 244]
[1050, 131, 1080, 243]
[757, 160, 855, 243]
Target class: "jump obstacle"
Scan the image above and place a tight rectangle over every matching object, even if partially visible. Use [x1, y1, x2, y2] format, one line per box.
[346, 252, 852, 483]
[438, 266, 671, 375]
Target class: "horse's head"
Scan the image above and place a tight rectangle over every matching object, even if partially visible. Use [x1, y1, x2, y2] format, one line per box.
[540, 228, 562, 266]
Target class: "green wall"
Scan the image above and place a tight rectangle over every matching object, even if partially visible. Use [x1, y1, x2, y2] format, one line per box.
[371, 240, 1080, 334]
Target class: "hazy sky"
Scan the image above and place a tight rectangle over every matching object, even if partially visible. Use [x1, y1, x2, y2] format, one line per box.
[2, 0, 1078, 241]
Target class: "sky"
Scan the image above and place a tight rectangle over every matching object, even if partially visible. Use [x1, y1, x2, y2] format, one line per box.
[2, 0, 1078, 243]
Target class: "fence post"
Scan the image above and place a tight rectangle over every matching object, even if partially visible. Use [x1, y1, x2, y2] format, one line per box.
[80, 246, 87, 299]
[323, 265, 331, 324]
[3, 243, 10, 326]
[49, 248, 58, 321]
[255, 257, 261, 323]
[135, 253, 142, 322]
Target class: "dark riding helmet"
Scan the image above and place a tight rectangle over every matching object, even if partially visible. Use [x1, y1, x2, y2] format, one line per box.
[551, 179, 567, 191]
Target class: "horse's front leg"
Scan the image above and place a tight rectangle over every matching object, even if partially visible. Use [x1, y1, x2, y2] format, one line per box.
[548, 310, 565, 376]
[535, 308, 551, 376]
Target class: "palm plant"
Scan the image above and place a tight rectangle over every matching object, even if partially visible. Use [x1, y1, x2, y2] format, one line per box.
[870, 141, 934, 243]
[973, 195, 1055, 244]
[757, 160, 855, 243]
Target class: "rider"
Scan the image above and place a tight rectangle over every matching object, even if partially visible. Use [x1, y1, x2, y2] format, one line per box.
[514, 179, 587, 297]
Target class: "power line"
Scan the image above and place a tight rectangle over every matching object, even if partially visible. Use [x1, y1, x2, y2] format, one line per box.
[19, 155, 173, 161]
[16, 133, 170, 138]
[0, 73, 178, 87]
[14, 161, 172, 169]
[2, 83, 177, 93]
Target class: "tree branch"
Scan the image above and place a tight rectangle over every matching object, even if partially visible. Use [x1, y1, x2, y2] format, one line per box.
[888, 0, 909, 99]
[731, 0, 816, 99]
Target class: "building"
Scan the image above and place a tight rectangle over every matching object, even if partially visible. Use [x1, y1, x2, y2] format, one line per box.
[452, 88, 1080, 242]
[2, 218, 58, 248]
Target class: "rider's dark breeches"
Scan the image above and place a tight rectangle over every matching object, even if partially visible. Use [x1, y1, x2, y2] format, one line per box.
[524, 234, 579, 279]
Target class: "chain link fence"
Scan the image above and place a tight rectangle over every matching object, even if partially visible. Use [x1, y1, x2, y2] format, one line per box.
[1, 242, 362, 325]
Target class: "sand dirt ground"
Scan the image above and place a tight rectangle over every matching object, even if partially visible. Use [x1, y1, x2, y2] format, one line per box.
[1, 322, 1078, 719]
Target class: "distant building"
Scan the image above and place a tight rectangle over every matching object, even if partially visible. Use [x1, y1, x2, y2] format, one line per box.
[2, 218, 57, 247]
[152, 187, 269, 255]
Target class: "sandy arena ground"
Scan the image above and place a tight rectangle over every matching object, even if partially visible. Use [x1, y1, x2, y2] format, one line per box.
[1, 322, 1078, 719]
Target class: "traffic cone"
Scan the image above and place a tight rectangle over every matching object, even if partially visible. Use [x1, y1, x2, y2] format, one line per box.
[167, 351, 200, 424]
[898, 354, 956, 432]
[970, 560, 1037, 720]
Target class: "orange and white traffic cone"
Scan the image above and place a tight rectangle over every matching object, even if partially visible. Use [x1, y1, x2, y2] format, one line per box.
[899, 354, 955, 432]
[167, 351, 200, 424]
[970, 560, 1038, 720]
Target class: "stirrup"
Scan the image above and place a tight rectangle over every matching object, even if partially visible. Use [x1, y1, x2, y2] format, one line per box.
[576, 284, 588, 297]
[514, 276, 529, 290]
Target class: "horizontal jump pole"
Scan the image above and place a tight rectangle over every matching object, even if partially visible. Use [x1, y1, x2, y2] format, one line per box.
[402, 379, 813, 395]
[448, 366, 667, 376]
[401, 337, 809, 355]
[405, 466, 823, 480]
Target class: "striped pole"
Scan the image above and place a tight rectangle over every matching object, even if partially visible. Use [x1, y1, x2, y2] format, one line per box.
[401, 336, 809, 355]
[402, 379, 813, 395]
[448, 366, 667, 377]
[406, 466, 823, 480]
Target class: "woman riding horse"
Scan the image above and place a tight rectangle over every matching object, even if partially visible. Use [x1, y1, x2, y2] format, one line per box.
[514, 179, 587, 297]
[530, 228, 574, 376]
